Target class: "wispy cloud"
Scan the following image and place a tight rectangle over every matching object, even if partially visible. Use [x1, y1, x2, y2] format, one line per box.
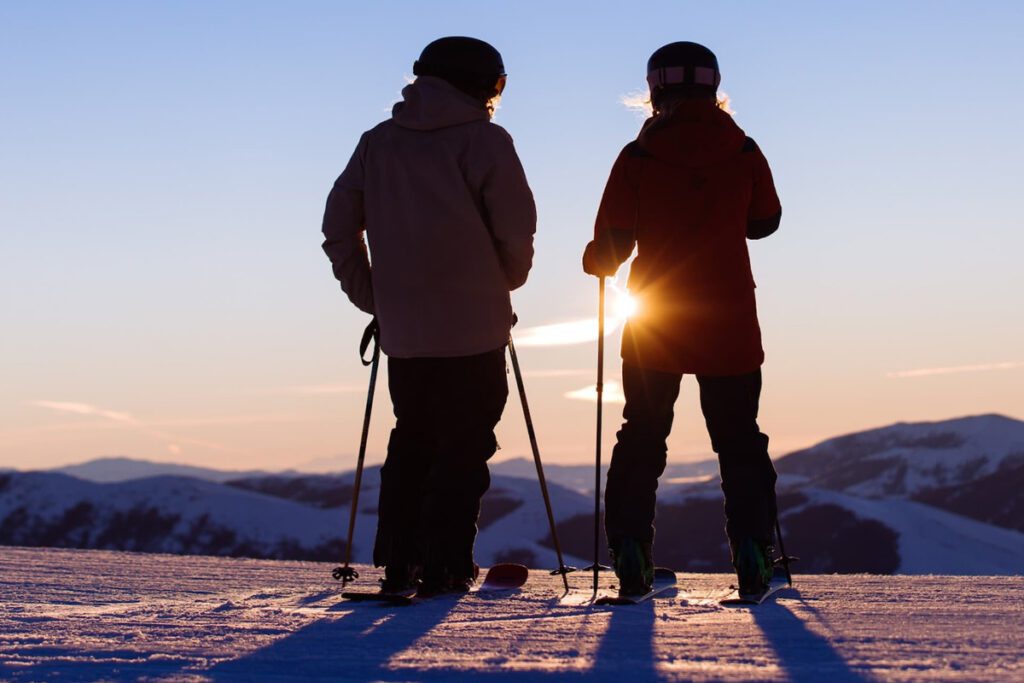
[512, 280, 636, 348]
[28, 400, 245, 455]
[886, 361, 1024, 379]
[564, 381, 626, 404]
[513, 318, 617, 347]
[29, 400, 136, 423]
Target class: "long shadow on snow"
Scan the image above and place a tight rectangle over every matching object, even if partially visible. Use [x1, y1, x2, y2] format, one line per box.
[206, 594, 665, 681]
[750, 589, 870, 682]
[207, 597, 460, 680]
[5, 647, 206, 682]
[585, 599, 663, 681]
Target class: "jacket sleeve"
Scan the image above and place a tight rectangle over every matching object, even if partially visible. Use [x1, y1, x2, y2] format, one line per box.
[476, 127, 537, 290]
[583, 144, 638, 276]
[321, 134, 375, 314]
[746, 138, 782, 240]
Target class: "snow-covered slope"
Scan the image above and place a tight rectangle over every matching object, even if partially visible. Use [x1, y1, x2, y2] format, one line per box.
[776, 414, 1024, 497]
[0, 472, 342, 559]
[786, 488, 1024, 574]
[0, 468, 591, 569]
[2, 547, 1021, 681]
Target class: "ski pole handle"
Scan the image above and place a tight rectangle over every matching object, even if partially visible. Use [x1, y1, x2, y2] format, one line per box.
[359, 318, 379, 367]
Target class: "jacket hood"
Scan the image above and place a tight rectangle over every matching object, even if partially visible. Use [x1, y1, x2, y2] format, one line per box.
[391, 76, 490, 131]
[637, 100, 746, 168]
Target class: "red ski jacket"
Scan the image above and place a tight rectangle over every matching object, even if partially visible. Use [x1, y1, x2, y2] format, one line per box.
[584, 100, 781, 376]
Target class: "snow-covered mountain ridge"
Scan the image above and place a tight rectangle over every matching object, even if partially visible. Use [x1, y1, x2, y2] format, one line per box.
[775, 413, 1024, 498]
[4, 414, 1022, 574]
[774, 413, 1024, 534]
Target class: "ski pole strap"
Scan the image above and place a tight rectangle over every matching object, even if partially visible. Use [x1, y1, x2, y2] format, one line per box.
[359, 318, 380, 367]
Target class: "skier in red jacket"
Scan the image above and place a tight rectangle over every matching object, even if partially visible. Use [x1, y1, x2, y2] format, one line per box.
[583, 42, 782, 596]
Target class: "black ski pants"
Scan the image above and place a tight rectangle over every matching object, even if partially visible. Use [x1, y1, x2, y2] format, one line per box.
[373, 347, 508, 579]
[604, 363, 778, 552]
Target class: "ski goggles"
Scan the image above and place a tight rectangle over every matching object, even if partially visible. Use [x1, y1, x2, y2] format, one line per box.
[647, 65, 720, 89]
[495, 75, 507, 95]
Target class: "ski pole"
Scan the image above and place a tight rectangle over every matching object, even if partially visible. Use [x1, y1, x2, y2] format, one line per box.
[775, 514, 793, 586]
[332, 318, 380, 586]
[507, 322, 577, 593]
[591, 277, 606, 593]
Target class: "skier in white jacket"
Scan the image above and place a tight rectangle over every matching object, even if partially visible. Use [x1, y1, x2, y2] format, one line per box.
[322, 37, 536, 595]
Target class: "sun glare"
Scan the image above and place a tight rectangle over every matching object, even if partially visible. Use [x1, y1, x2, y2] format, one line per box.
[615, 292, 639, 320]
[609, 282, 639, 321]
[511, 279, 638, 347]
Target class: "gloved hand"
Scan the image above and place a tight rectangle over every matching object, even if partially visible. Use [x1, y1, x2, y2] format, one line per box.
[582, 241, 619, 277]
[582, 229, 635, 277]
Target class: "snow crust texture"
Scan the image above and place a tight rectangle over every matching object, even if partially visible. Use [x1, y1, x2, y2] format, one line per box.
[1, 547, 1021, 681]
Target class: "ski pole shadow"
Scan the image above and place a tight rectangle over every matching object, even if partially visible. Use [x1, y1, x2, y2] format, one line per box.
[750, 589, 871, 683]
[206, 597, 460, 681]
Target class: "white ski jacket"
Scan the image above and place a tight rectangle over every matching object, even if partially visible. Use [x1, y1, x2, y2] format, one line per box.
[322, 76, 536, 358]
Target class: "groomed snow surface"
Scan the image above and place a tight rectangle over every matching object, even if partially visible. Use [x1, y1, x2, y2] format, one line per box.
[2, 548, 1022, 681]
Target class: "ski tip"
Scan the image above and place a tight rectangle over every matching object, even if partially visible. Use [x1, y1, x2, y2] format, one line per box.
[653, 567, 677, 582]
[483, 563, 529, 585]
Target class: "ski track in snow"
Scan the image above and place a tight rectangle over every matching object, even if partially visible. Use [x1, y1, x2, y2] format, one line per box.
[1, 547, 1022, 681]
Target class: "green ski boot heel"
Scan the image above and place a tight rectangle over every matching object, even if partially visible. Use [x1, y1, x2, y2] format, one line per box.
[611, 537, 655, 596]
[732, 537, 774, 596]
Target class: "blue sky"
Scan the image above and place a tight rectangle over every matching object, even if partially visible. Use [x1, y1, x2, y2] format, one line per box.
[2, 1, 1022, 470]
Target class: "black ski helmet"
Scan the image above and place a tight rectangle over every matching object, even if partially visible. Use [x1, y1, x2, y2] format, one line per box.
[413, 36, 506, 81]
[646, 41, 720, 94]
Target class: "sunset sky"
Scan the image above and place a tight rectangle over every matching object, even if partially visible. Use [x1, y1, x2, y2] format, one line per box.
[3, 1, 1022, 472]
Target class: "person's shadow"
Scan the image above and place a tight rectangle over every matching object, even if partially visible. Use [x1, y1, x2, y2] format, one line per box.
[208, 597, 460, 680]
[749, 588, 870, 682]
[586, 598, 662, 681]
[203, 592, 663, 682]
[172, 586, 869, 682]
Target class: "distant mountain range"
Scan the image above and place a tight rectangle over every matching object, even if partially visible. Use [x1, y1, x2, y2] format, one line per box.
[54, 457, 276, 483]
[49, 454, 719, 493]
[3, 414, 1022, 575]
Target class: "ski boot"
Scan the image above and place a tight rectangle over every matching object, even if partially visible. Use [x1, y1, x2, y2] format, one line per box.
[444, 566, 479, 595]
[610, 537, 655, 596]
[732, 537, 774, 596]
[380, 562, 421, 595]
[418, 561, 480, 597]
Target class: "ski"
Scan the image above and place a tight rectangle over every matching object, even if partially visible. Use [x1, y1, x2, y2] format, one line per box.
[561, 567, 677, 606]
[719, 577, 789, 606]
[340, 563, 529, 606]
[594, 567, 677, 605]
[340, 588, 416, 605]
